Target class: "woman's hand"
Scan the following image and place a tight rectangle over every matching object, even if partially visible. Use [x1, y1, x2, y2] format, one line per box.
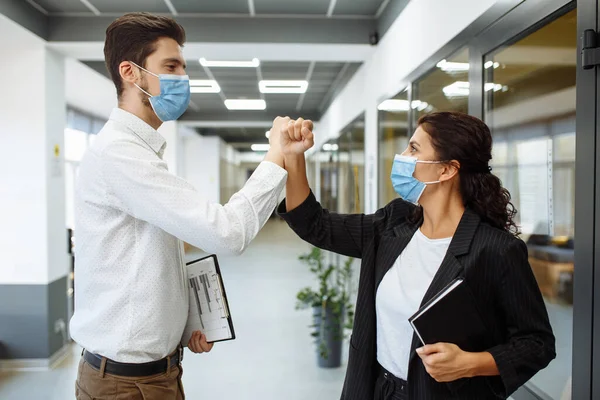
[416, 343, 478, 382]
[280, 117, 314, 156]
[188, 330, 214, 354]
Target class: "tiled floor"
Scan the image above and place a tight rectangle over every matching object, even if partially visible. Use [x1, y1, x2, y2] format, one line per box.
[0, 219, 348, 400]
[0, 219, 572, 400]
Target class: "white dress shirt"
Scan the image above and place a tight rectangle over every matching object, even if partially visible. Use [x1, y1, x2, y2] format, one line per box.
[376, 229, 451, 379]
[70, 108, 287, 363]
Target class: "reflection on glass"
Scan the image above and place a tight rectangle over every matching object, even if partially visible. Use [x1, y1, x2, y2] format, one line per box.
[484, 9, 576, 399]
[412, 47, 469, 124]
[320, 139, 340, 212]
[306, 159, 317, 191]
[379, 89, 409, 208]
[337, 116, 365, 214]
[318, 117, 365, 214]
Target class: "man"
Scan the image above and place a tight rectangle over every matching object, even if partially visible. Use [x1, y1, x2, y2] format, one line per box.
[70, 12, 313, 399]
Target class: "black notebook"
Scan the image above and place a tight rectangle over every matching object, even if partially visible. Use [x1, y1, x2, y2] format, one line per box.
[408, 278, 489, 352]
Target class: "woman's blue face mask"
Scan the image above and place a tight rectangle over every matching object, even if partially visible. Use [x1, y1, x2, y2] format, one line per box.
[390, 154, 443, 205]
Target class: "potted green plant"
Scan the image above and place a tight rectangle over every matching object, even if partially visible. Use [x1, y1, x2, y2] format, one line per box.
[296, 247, 355, 368]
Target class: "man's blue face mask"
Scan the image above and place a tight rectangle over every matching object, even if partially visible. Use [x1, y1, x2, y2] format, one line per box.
[390, 154, 443, 205]
[131, 61, 191, 122]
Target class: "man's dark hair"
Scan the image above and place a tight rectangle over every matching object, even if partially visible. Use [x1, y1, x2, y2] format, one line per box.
[104, 12, 186, 98]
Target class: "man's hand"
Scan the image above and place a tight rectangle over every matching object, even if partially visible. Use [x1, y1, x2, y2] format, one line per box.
[264, 116, 291, 167]
[268, 116, 291, 150]
[188, 330, 214, 354]
[416, 343, 475, 382]
[281, 118, 314, 156]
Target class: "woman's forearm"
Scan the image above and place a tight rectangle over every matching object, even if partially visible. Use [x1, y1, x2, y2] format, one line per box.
[467, 351, 500, 377]
[283, 154, 311, 212]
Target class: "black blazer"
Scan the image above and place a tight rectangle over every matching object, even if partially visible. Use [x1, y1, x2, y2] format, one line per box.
[278, 192, 555, 400]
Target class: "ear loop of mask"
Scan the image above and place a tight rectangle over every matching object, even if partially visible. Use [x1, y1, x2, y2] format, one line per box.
[130, 61, 158, 98]
[415, 159, 444, 185]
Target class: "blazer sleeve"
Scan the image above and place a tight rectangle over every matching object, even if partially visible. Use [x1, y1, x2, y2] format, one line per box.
[486, 239, 557, 397]
[277, 191, 393, 259]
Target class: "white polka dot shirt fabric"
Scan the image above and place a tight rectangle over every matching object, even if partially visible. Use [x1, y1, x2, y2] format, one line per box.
[69, 108, 287, 363]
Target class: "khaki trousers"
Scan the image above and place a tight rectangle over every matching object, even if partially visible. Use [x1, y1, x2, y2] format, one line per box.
[75, 353, 185, 400]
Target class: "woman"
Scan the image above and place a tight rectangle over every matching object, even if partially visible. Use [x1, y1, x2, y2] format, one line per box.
[277, 112, 555, 400]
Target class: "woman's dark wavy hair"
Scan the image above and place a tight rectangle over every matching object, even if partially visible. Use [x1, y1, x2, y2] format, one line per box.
[413, 111, 520, 236]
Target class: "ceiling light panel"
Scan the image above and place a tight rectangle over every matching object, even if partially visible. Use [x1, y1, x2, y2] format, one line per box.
[251, 144, 270, 152]
[200, 58, 260, 68]
[189, 80, 221, 93]
[259, 80, 309, 94]
[224, 99, 267, 110]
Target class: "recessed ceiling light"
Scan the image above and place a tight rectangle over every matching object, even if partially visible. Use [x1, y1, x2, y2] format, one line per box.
[200, 58, 260, 68]
[442, 81, 508, 97]
[189, 80, 221, 93]
[224, 99, 267, 110]
[322, 144, 339, 152]
[265, 130, 271, 138]
[377, 99, 429, 112]
[251, 144, 270, 152]
[484, 61, 500, 69]
[259, 80, 309, 94]
[436, 59, 469, 72]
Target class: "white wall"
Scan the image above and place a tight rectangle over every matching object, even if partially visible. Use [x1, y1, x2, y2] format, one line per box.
[45, 49, 69, 284]
[313, 0, 501, 212]
[182, 135, 221, 203]
[65, 58, 116, 119]
[0, 14, 68, 284]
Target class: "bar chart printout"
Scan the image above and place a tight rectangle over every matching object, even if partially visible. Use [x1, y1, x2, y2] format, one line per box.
[181, 255, 235, 345]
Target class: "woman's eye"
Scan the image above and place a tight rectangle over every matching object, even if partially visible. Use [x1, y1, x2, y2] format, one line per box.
[410, 145, 417, 152]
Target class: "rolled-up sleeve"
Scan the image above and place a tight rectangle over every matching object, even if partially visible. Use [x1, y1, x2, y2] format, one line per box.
[486, 240, 556, 396]
[277, 191, 396, 259]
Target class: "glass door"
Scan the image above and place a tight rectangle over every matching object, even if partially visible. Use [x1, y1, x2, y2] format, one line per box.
[483, 10, 576, 399]
[467, 0, 598, 398]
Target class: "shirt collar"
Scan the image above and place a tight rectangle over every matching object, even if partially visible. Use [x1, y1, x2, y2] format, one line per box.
[109, 108, 167, 156]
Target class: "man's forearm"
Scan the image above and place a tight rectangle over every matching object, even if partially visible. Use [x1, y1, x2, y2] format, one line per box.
[264, 148, 284, 168]
[283, 154, 310, 212]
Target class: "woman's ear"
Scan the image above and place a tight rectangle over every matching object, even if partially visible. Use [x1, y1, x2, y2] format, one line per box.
[440, 160, 460, 182]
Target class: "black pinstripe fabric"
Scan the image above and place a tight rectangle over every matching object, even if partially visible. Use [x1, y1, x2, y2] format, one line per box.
[277, 192, 556, 400]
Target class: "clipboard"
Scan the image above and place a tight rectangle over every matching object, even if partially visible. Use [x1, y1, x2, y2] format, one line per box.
[181, 255, 236, 345]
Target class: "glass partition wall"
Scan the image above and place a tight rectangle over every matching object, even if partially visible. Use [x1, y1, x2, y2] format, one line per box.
[375, 3, 584, 397]
[337, 115, 365, 214]
[483, 9, 577, 399]
[378, 89, 410, 208]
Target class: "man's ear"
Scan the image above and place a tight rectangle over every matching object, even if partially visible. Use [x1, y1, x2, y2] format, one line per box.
[119, 61, 139, 85]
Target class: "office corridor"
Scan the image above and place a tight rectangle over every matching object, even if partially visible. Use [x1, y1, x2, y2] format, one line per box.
[0, 219, 348, 400]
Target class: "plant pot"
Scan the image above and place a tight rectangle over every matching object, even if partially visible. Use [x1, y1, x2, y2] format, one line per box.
[312, 304, 345, 368]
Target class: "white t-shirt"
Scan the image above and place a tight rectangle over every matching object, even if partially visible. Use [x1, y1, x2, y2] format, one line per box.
[376, 228, 452, 380]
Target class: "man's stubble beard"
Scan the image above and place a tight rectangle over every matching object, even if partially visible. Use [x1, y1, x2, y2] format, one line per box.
[139, 75, 152, 109]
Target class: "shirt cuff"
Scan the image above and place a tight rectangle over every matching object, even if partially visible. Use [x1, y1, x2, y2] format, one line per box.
[246, 160, 287, 191]
[256, 161, 287, 176]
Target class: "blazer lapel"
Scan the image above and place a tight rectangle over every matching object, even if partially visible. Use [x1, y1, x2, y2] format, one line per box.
[409, 208, 481, 363]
